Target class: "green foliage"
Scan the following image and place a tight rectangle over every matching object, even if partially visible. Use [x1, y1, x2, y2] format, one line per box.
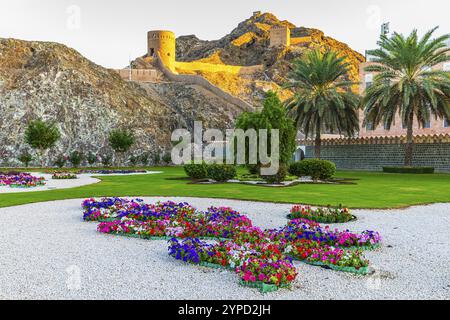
[291, 159, 336, 180]
[285, 50, 360, 158]
[54, 154, 67, 168]
[235, 91, 296, 166]
[207, 164, 237, 182]
[129, 155, 139, 166]
[260, 164, 288, 184]
[152, 153, 160, 165]
[184, 162, 209, 179]
[101, 154, 113, 167]
[69, 151, 83, 168]
[108, 129, 135, 154]
[382, 167, 435, 174]
[364, 28, 450, 166]
[18, 151, 33, 167]
[24, 119, 60, 152]
[86, 152, 97, 166]
[140, 153, 150, 166]
[162, 153, 172, 165]
[246, 164, 259, 175]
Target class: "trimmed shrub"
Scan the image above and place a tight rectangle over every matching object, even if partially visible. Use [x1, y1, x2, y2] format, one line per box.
[162, 153, 172, 165]
[101, 154, 113, 167]
[69, 151, 84, 168]
[86, 152, 97, 166]
[207, 164, 237, 182]
[247, 164, 259, 175]
[260, 164, 288, 184]
[184, 162, 209, 179]
[129, 155, 139, 166]
[54, 154, 67, 168]
[290, 159, 336, 180]
[18, 151, 33, 167]
[382, 166, 435, 174]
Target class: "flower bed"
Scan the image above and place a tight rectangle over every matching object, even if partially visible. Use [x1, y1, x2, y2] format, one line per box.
[83, 198, 382, 292]
[287, 205, 355, 223]
[0, 172, 46, 188]
[52, 172, 78, 180]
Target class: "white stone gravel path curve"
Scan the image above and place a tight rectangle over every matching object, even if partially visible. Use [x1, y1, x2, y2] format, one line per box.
[0, 171, 162, 194]
[0, 197, 449, 300]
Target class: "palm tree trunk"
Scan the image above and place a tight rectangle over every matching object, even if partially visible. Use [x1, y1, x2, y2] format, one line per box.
[314, 132, 321, 159]
[404, 112, 414, 167]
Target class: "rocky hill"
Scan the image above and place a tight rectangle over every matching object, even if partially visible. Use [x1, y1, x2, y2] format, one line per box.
[0, 38, 242, 166]
[174, 12, 365, 104]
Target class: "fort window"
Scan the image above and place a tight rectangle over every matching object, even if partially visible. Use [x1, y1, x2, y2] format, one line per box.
[444, 118, 449, 128]
[424, 120, 431, 129]
[149, 48, 155, 56]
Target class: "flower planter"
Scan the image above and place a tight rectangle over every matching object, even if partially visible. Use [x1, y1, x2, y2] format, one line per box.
[199, 262, 233, 271]
[302, 260, 370, 275]
[341, 243, 382, 251]
[286, 214, 357, 224]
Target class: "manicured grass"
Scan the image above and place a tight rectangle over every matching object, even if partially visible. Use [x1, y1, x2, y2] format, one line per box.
[0, 166, 449, 209]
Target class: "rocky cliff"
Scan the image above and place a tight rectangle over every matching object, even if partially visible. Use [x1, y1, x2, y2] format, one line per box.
[175, 12, 365, 104]
[0, 39, 241, 166]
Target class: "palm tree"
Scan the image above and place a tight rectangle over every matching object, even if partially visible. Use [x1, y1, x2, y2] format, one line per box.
[364, 28, 450, 166]
[284, 49, 360, 158]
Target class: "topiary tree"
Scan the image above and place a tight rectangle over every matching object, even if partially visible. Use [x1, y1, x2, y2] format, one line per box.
[69, 151, 84, 168]
[184, 162, 208, 179]
[206, 164, 237, 182]
[108, 129, 135, 166]
[24, 119, 60, 167]
[18, 151, 33, 168]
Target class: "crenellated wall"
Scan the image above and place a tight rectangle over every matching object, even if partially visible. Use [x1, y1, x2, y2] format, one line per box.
[174, 61, 263, 75]
[114, 69, 159, 82]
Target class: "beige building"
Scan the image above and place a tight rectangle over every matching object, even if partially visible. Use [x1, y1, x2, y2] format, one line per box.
[359, 48, 450, 138]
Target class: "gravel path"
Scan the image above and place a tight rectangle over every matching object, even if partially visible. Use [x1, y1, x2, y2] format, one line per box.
[0, 197, 449, 300]
[0, 171, 161, 193]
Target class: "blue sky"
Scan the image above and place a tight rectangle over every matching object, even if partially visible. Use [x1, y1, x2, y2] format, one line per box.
[1, 0, 448, 68]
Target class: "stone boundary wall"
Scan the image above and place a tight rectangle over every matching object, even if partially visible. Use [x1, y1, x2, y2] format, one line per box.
[300, 135, 450, 172]
[291, 36, 312, 45]
[304, 143, 450, 172]
[174, 61, 263, 75]
[156, 54, 254, 111]
[113, 69, 158, 82]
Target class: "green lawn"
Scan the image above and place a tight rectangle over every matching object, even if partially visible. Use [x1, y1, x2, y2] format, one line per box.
[1, 166, 449, 209]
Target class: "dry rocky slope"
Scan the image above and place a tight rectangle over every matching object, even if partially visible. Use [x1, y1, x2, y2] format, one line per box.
[0, 12, 364, 166]
[174, 12, 365, 104]
[0, 39, 242, 166]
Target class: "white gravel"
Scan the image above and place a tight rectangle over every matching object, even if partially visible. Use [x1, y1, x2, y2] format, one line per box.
[0, 197, 449, 300]
[0, 171, 161, 193]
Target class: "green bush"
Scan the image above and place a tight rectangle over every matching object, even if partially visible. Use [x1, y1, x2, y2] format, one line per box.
[54, 154, 67, 168]
[129, 155, 139, 166]
[101, 154, 113, 167]
[260, 164, 288, 184]
[184, 162, 208, 179]
[290, 159, 336, 180]
[18, 151, 33, 167]
[162, 153, 172, 165]
[383, 166, 435, 174]
[69, 151, 84, 168]
[207, 164, 237, 182]
[86, 152, 97, 166]
[246, 164, 259, 175]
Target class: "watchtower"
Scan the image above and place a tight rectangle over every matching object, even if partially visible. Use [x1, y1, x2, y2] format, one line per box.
[270, 25, 291, 48]
[147, 30, 176, 72]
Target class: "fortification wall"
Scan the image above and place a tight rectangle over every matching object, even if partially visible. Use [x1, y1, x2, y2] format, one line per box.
[156, 54, 253, 111]
[114, 69, 159, 82]
[175, 61, 263, 75]
[291, 36, 312, 45]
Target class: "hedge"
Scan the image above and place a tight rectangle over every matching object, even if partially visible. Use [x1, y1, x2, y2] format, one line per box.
[382, 167, 435, 174]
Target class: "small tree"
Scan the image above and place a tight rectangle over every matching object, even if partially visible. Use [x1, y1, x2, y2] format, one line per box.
[24, 119, 60, 167]
[86, 152, 97, 166]
[129, 155, 139, 167]
[152, 153, 160, 166]
[18, 151, 33, 168]
[54, 154, 67, 168]
[69, 151, 84, 168]
[162, 152, 172, 166]
[108, 129, 135, 166]
[141, 153, 150, 166]
[101, 154, 113, 167]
